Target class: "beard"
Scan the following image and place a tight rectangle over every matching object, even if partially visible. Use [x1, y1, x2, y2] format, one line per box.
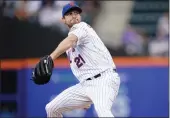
[67, 19, 80, 28]
[71, 19, 79, 25]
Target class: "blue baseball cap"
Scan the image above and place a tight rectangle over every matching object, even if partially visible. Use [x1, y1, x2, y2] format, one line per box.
[62, 2, 82, 17]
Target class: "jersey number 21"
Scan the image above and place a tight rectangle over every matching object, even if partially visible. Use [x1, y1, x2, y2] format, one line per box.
[74, 54, 85, 68]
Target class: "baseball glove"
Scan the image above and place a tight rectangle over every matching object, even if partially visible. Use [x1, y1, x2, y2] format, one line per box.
[31, 55, 54, 85]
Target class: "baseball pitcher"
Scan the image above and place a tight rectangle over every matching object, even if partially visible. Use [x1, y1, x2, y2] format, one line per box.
[32, 2, 120, 117]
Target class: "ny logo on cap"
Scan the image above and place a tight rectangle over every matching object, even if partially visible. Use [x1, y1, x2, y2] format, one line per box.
[69, 1, 75, 6]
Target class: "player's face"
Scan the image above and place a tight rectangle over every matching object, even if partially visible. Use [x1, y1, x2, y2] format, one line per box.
[62, 10, 81, 28]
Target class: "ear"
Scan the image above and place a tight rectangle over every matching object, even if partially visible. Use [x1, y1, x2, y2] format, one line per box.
[61, 17, 65, 23]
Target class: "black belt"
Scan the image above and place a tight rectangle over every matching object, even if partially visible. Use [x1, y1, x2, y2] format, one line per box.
[86, 69, 116, 81]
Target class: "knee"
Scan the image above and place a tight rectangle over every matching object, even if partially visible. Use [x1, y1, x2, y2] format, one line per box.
[45, 103, 57, 114]
[45, 103, 52, 113]
[46, 101, 64, 113]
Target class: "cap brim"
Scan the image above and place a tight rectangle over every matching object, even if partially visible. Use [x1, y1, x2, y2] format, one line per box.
[64, 7, 82, 16]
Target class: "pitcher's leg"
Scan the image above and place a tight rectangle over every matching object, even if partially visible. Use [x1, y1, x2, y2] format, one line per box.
[87, 70, 120, 117]
[91, 86, 117, 117]
[94, 87, 117, 117]
[45, 83, 91, 117]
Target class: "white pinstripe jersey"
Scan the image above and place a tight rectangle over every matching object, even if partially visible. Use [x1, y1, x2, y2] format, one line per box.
[66, 22, 116, 82]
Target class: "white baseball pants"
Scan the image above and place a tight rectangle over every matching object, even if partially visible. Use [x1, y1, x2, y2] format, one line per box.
[45, 69, 120, 117]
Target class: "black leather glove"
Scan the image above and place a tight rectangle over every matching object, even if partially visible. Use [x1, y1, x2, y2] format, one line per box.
[32, 55, 54, 85]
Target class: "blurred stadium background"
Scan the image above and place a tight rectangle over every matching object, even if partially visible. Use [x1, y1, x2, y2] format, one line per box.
[0, 0, 169, 117]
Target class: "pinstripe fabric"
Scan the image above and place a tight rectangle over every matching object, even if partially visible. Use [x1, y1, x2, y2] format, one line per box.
[46, 69, 120, 117]
[85, 69, 120, 117]
[67, 22, 116, 82]
[45, 83, 92, 117]
[46, 22, 120, 117]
